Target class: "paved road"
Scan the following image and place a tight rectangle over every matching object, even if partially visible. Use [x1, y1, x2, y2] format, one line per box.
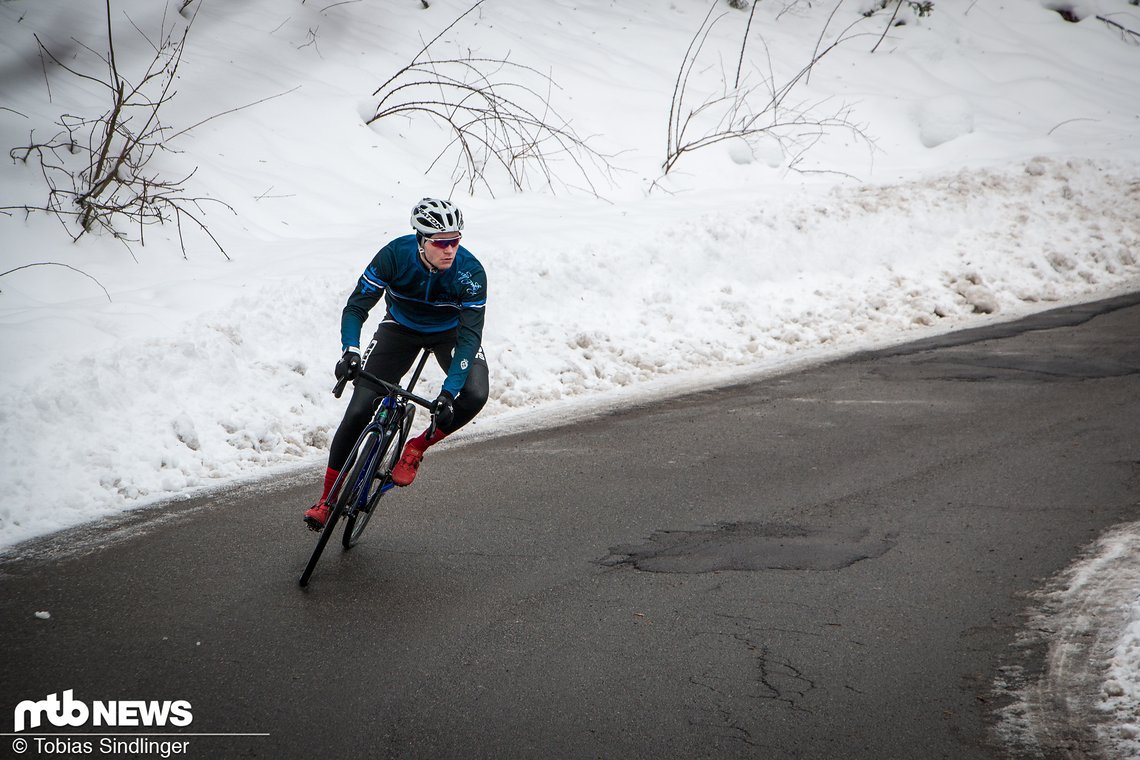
[2, 294, 1138, 760]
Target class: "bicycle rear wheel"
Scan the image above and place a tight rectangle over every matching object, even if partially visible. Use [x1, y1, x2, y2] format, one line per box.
[343, 407, 415, 549]
[299, 430, 377, 586]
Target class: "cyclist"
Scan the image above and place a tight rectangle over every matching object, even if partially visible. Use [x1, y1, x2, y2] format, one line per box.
[304, 198, 489, 531]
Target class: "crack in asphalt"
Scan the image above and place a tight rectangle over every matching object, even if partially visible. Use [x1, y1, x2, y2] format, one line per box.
[754, 642, 816, 712]
[601, 522, 896, 573]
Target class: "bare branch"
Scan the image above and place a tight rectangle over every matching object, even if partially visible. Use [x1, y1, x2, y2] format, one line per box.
[0, 262, 112, 302]
[662, 0, 875, 178]
[9, 5, 235, 259]
[734, 0, 759, 89]
[368, 12, 616, 197]
[372, 0, 489, 97]
[1096, 14, 1140, 43]
[169, 85, 301, 140]
[870, 0, 904, 54]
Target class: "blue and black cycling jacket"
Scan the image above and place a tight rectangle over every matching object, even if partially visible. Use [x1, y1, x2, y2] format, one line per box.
[340, 234, 488, 398]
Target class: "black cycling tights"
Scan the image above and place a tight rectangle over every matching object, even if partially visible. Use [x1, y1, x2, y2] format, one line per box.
[328, 320, 489, 472]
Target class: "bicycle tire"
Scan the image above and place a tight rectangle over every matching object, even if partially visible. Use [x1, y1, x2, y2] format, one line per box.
[343, 407, 415, 549]
[298, 498, 342, 587]
[298, 430, 375, 586]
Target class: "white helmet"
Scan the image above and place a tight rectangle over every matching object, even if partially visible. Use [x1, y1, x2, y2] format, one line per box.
[410, 198, 464, 236]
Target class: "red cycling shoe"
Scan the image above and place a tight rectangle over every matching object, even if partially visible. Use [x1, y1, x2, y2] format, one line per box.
[390, 446, 424, 487]
[303, 500, 332, 531]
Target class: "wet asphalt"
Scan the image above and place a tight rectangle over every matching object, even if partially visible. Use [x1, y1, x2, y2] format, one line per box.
[1, 292, 1138, 759]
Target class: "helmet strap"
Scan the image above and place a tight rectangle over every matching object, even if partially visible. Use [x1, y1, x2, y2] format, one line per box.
[415, 236, 439, 272]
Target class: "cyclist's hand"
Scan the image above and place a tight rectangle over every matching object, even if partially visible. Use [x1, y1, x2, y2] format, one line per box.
[431, 391, 454, 429]
[335, 348, 362, 381]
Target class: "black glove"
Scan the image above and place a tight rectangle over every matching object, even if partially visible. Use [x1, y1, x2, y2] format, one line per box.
[431, 391, 455, 430]
[334, 348, 362, 381]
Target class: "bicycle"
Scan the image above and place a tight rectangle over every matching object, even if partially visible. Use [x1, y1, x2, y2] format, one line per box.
[298, 349, 439, 588]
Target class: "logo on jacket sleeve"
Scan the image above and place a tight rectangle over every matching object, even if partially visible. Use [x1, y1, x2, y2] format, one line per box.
[360, 266, 383, 295]
[455, 270, 482, 297]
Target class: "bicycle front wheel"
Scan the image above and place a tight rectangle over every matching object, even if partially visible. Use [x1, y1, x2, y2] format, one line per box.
[343, 407, 415, 549]
[299, 430, 376, 586]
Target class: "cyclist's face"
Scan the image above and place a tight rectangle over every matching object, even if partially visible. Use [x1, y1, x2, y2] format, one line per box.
[421, 233, 460, 270]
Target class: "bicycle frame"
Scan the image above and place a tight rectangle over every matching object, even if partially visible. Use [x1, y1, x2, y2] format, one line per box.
[299, 349, 439, 587]
[330, 350, 436, 516]
[338, 396, 405, 515]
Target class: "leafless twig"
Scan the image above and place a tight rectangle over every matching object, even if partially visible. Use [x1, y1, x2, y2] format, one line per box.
[734, 1, 759, 89]
[1096, 15, 1140, 43]
[367, 1, 615, 196]
[663, 0, 873, 177]
[8, 0, 236, 259]
[857, 0, 936, 53]
[0, 262, 112, 302]
[1047, 117, 1101, 136]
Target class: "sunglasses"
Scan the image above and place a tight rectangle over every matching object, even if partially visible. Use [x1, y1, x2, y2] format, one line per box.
[426, 236, 461, 249]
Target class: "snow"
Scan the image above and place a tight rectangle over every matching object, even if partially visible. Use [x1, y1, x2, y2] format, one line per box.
[1097, 526, 1140, 754]
[1, 0, 1139, 752]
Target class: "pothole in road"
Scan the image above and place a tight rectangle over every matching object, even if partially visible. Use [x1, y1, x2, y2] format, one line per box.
[602, 522, 896, 573]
